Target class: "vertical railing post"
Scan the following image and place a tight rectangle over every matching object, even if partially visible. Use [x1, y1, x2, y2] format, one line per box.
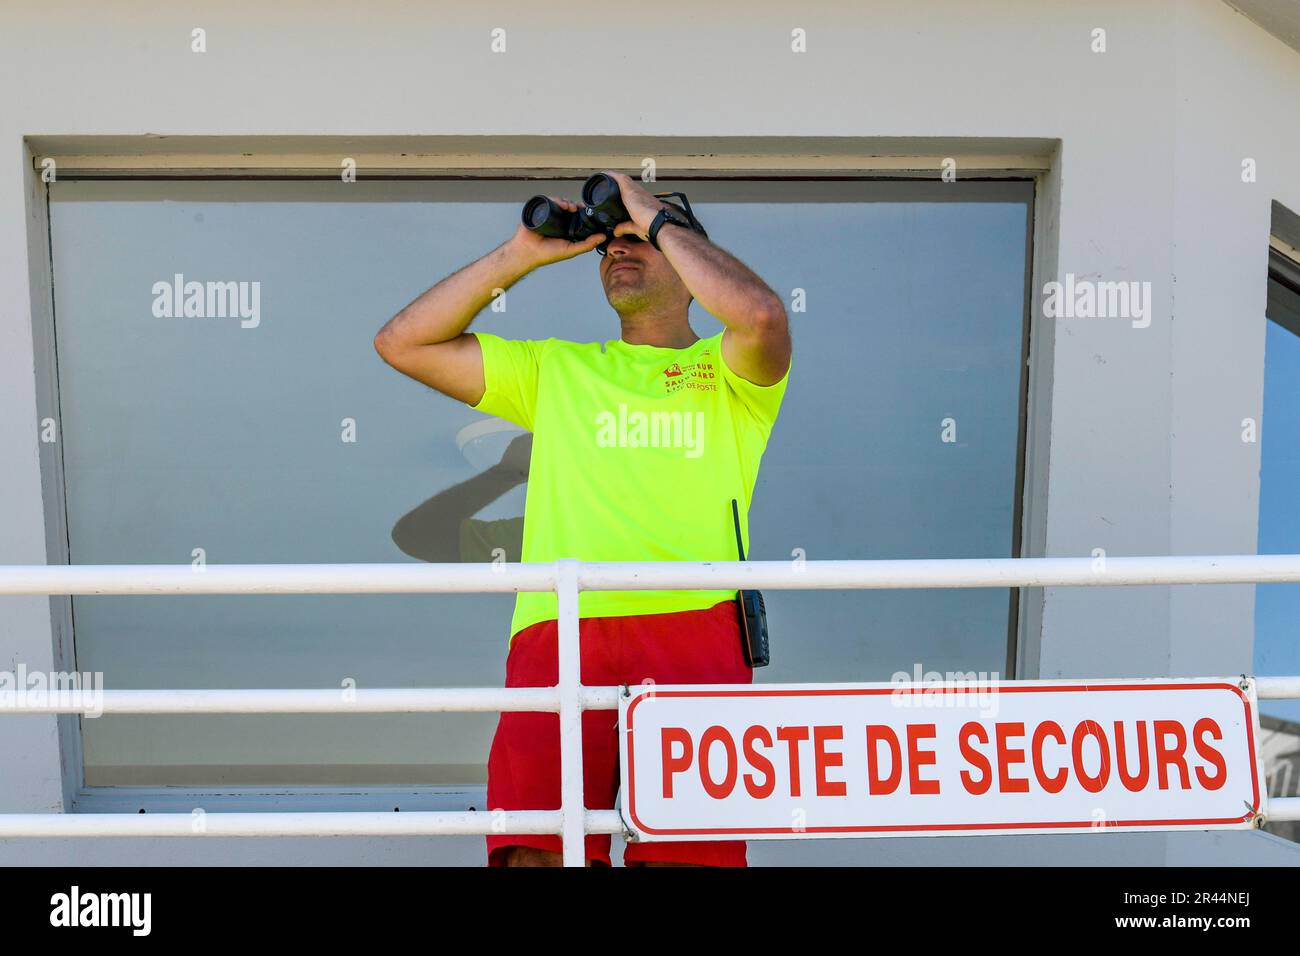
[555, 558, 585, 867]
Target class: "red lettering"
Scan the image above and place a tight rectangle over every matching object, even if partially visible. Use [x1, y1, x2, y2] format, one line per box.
[906, 724, 940, 795]
[776, 726, 810, 797]
[866, 725, 902, 795]
[1192, 717, 1227, 790]
[698, 725, 738, 799]
[661, 727, 693, 798]
[1031, 721, 1068, 793]
[813, 725, 847, 797]
[996, 722, 1029, 793]
[743, 726, 776, 798]
[1071, 720, 1111, 793]
[958, 722, 992, 794]
[1113, 720, 1150, 791]
[1153, 720, 1191, 790]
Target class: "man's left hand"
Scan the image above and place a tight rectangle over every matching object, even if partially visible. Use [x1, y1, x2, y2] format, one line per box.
[601, 170, 672, 240]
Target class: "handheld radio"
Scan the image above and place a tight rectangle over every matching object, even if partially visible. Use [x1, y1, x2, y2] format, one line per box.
[732, 498, 770, 668]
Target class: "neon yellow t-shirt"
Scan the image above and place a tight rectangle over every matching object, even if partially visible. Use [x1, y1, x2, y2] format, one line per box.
[469, 329, 790, 645]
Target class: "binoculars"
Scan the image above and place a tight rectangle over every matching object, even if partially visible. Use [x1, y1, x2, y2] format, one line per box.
[521, 173, 706, 254]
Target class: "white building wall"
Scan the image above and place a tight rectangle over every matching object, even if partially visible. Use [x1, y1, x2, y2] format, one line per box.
[1, 0, 1298, 863]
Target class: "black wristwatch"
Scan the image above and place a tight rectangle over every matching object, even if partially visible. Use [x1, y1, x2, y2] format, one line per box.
[647, 205, 691, 250]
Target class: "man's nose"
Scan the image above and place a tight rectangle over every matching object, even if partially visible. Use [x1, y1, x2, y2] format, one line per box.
[607, 232, 646, 253]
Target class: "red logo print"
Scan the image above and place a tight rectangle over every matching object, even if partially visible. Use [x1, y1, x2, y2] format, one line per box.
[661, 354, 717, 394]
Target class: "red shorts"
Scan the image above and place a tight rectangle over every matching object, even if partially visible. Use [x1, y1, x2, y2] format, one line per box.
[485, 599, 752, 867]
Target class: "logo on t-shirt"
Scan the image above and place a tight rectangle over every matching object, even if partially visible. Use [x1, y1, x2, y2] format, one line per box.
[662, 352, 717, 394]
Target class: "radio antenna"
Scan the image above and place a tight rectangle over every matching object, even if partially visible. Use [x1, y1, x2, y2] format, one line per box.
[731, 498, 745, 561]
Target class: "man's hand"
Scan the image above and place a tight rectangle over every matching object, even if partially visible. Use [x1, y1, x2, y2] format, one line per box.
[601, 170, 675, 239]
[509, 197, 607, 267]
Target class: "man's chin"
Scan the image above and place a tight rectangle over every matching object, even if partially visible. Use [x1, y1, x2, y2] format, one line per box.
[604, 284, 647, 311]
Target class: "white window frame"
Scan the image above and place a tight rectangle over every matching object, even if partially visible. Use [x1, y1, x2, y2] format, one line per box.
[23, 136, 1056, 814]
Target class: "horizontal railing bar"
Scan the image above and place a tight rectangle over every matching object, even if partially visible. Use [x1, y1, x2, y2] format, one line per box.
[1267, 797, 1300, 823]
[1, 555, 1299, 596]
[583, 686, 621, 709]
[0, 688, 551, 714]
[0, 809, 627, 838]
[0, 563, 557, 595]
[0, 803, 1286, 834]
[3, 679, 1295, 716]
[580, 556, 1300, 590]
[1256, 677, 1300, 700]
[0, 686, 624, 714]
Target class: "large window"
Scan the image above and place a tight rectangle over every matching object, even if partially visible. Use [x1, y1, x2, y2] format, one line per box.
[1257, 242, 1300, 725]
[47, 178, 1034, 789]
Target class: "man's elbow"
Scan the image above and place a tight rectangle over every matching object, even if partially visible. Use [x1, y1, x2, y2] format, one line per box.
[753, 295, 789, 338]
[373, 324, 405, 367]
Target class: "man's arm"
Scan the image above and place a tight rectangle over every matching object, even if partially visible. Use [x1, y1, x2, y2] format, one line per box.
[603, 171, 791, 386]
[373, 199, 605, 404]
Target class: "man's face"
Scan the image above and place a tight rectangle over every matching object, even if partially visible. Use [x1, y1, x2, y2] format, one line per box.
[598, 233, 690, 314]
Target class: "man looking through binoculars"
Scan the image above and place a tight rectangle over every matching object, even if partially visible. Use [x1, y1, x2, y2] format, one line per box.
[373, 170, 792, 867]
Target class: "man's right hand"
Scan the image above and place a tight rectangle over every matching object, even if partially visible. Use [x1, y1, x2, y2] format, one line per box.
[508, 197, 607, 269]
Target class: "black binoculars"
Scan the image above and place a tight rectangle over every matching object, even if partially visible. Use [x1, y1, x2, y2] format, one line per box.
[521, 173, 705, 255]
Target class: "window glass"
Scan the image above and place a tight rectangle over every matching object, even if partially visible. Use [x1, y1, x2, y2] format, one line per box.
[1257, 262, 1300, 724]
[48, 178, 1033, 785]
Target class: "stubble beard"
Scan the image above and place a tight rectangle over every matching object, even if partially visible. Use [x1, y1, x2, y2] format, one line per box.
[605, 273, 656, 318]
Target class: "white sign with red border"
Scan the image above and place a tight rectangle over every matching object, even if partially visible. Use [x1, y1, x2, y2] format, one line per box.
[618, 678, 1266, 841]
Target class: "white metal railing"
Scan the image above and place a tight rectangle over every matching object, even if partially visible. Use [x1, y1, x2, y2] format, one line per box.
[1, 554, 1299, 866]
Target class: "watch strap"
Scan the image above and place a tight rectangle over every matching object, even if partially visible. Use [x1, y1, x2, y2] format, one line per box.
[647, 206, 690, 250]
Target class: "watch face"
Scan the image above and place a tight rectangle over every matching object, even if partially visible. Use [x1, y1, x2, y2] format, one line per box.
[650, 208, 691, 249]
